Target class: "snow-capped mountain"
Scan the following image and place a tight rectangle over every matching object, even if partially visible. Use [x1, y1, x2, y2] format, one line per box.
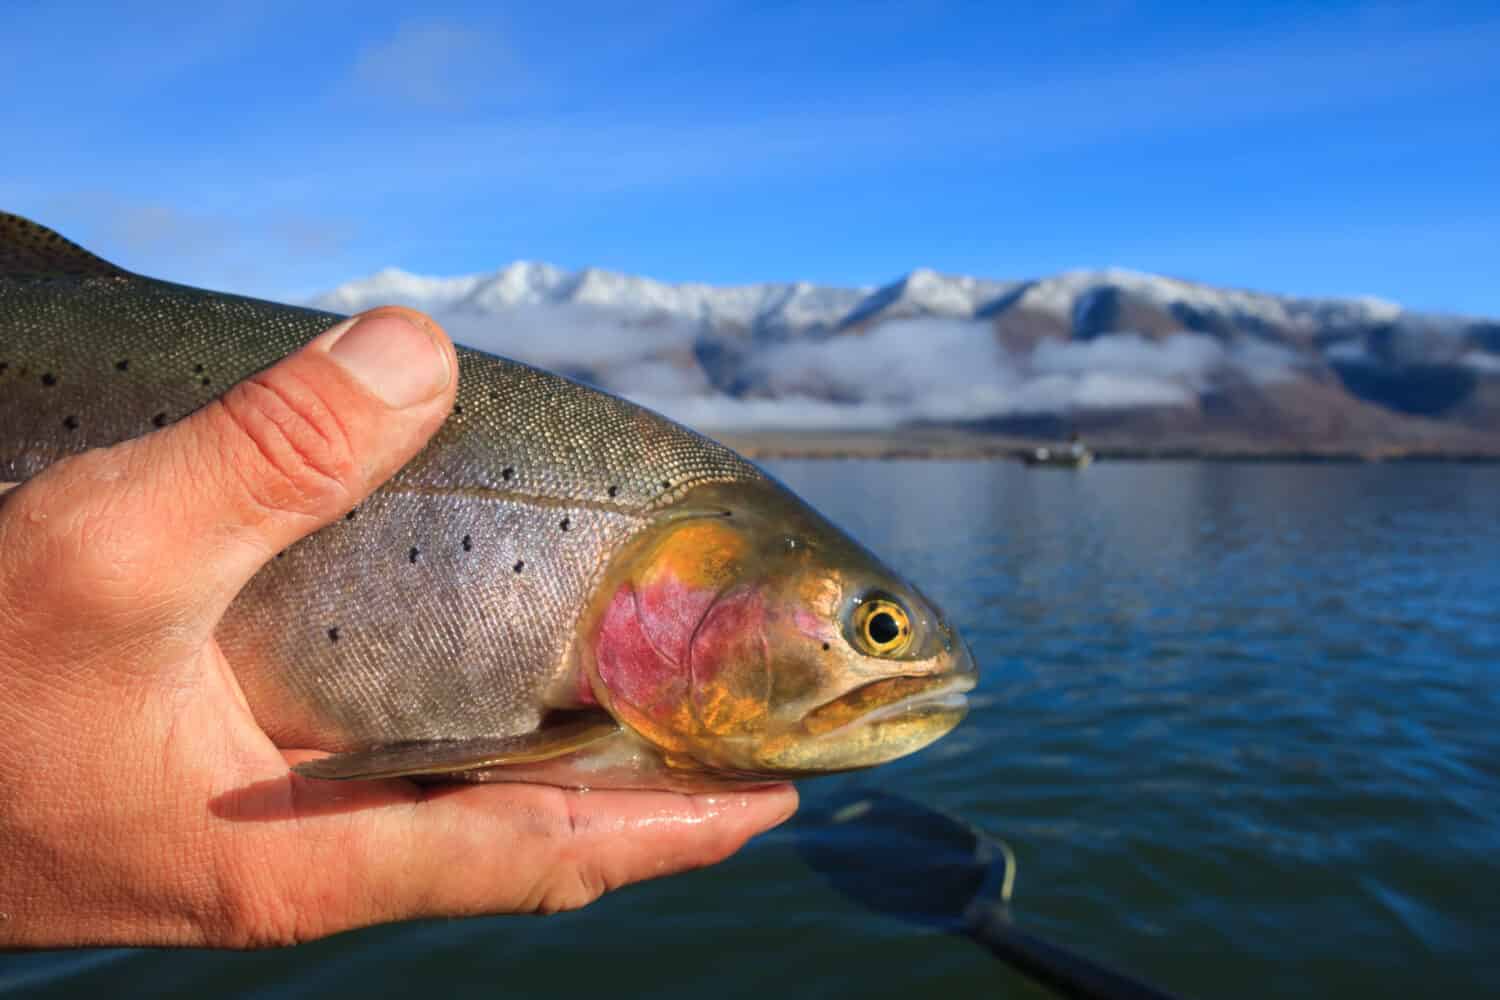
[314, 262, 1407, 338]
[311, 262, 1500, 450]
[314, 263, 869, 333]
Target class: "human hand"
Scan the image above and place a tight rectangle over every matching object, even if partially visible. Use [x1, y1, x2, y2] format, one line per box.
[0, 308, 797, 949]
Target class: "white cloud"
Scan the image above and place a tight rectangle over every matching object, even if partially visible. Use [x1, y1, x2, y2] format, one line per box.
[419, 309, 1313, 431]
[1325, 339, 1371, 365]
[438, 303, 697, 372]
[24, 192, 355, 293]
[1033, 333, 1225, 383]
[598, 359, 711, 398]
[746, 318, 1006, 404]
[1230, 337, 1304, 384]
[1010, 371, 1194, 413]
[635, 394, 906, 432]
[347, 19, 519, 110]
[1461, 351, 1500, 374]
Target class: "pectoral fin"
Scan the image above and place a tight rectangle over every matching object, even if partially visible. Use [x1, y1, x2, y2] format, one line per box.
[292, 711, 621, 781]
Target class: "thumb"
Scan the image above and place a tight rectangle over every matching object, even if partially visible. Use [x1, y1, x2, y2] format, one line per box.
[2, 307, 456, 633]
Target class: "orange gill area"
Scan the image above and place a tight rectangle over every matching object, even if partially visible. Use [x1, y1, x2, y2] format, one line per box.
[641, 518, 748, 590]
[595, 517, 767, 758]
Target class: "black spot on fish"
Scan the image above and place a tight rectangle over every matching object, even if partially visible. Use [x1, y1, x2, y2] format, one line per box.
[193, 363, 205, 374]
[453, 403, 463, 415]
[275, 551, 285, 559]
[345, 508, 357, 521]
[200, 377, 211, 387]
[822, 642, 831, 651]
[115, 359, 130, 372]
[62, 415, 79, 430]
[409, 547, 420, 564]
[559, 516, 570, 531]
[661, 480, 671, 490]
[462, 534, 473, 552]
[152, 412, 168, 428]
[607, 485, 619, 498]
[41, 372, 57, 387]
[502, 466, 514, 481]
[328, 627, 340, 643]
[513, 560, 525, 573]
[0, 362, 8, 373]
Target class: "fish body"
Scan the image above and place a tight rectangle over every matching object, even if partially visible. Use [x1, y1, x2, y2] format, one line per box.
[0, 213, 975, 788]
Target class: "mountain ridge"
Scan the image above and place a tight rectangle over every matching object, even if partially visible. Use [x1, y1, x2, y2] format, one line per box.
[310, 261, 1500, 453]
[314, 261, 1424, 332]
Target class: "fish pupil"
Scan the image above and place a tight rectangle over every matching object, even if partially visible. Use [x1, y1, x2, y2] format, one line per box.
[868, 611, 901, 645]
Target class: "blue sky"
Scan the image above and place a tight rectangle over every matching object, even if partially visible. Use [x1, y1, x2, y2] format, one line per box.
[3, 1, 1497, 313]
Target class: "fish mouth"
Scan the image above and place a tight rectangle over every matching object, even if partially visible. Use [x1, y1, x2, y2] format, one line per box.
[802, 672, 977, 737]
[750, 671, 976, 775]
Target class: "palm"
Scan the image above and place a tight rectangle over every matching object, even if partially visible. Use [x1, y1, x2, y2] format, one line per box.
[182, 639, 793, 941]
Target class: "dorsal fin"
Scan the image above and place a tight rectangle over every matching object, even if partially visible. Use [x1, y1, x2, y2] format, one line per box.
[0, 211, 131, 279]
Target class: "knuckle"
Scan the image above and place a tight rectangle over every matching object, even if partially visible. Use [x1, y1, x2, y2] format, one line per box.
[530, 850, 613, 915]
[528, 879, 595, 916]
[213, 369, 361, 524]
[517, 794, 620, 914]
[566, 863, 613, 909]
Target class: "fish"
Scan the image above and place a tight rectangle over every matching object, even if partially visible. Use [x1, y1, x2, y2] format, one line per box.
[0, 211, 977, 790]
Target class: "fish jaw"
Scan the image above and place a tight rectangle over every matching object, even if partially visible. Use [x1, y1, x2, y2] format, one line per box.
[752, 667, 977, 774]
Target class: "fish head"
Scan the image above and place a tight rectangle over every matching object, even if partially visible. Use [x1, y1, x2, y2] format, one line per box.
[584, 481, 977, 779]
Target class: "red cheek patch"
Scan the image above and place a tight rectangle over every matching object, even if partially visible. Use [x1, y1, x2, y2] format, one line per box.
[597, 584, 683, 723]
[637, 574, 718, 669]
[689, 586, 770, 735]
[595, 575, 719, 734]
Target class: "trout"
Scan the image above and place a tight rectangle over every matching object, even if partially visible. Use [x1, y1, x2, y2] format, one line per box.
[0, 212, 976, 789]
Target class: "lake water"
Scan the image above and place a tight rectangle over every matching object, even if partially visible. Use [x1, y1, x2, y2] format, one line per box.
[5, 461, 1498, 998]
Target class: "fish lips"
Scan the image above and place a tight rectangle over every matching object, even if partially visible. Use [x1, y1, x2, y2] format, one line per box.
[755, 669, 978, 775]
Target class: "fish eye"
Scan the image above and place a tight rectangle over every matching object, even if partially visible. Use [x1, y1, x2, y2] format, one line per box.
[853, 598, 912, 656]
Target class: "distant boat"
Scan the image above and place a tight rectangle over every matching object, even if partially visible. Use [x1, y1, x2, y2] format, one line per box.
[1021, 444, 1094, 468]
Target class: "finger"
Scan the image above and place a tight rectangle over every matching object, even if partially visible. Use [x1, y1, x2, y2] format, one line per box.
[242, 778, 798, 940]
[2, 307, 455, 627]
[392, 783, 798, 918]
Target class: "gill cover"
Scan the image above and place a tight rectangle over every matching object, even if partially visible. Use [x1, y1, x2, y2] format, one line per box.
[591, 512, 772, 762]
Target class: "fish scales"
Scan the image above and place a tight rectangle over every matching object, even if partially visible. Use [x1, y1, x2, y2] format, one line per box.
[0, 213, 763, 752]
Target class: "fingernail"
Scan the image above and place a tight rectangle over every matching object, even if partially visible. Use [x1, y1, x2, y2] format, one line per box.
[326, 312, 450, 408]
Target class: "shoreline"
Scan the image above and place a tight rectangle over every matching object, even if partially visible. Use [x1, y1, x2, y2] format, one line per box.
[710, 429, 1500, 463]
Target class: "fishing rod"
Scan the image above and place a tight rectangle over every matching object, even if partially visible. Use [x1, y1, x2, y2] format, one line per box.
[797, 790, 1185, 1000]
